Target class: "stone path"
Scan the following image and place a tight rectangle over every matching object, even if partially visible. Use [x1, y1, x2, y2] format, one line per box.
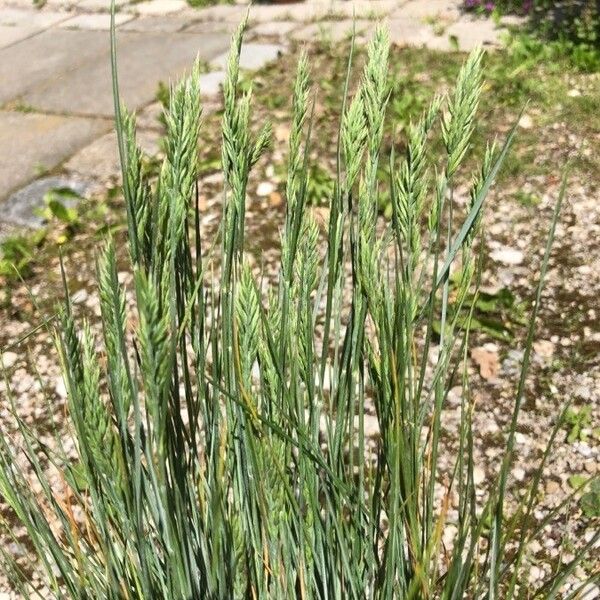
[0, 0, 518, 232]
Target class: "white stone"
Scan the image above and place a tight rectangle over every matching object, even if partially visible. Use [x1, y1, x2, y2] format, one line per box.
[71, 288, 89, 304]
[55, 377, 67, 399]
[513, 467, 525, 482]
[473, 466, 485, 485]
[0, 351, 18, 369]
[519, 114, 534, 129]
[256, 181, 275, 197]
[490, 246, 524, 266]
[579, 583, 600, 599]
[362, 414, 380, 439]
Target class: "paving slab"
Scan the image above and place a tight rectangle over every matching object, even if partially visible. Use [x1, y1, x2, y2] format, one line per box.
[181, 19, 239, 35]
[132, 0, 187, 16]
[292, 19, 372, 43]
[393, 0, 460, 20]
[445, 18, 504, 50]
[0, 111, 110, 201]
[248, 20, 298, 39]
[210, 42, 284, 71]
[64, 129, 161, 181]
[2, 176, 91, 229]
[245, 4, 308, 24]
[119, 15, 191, 32]
[59, 12, 134, 29]
[0, 29, 109, 105]
[189, 4, 247, 23]
[0, 24, 40, 48]
[15, 30, 230, 116]
[76, 0, 129, 10]
[200, 70, 226, 97]
[246, 1, 398, 24]
[0, 7, 72, 27]
[388, 17, 432, 47]
[136, 101, 164, 130]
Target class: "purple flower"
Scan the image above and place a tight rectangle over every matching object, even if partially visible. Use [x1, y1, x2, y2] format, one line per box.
[484, 1, 495, 11]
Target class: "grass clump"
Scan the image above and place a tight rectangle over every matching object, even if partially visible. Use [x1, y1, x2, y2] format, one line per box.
[0, 19, 597, 599]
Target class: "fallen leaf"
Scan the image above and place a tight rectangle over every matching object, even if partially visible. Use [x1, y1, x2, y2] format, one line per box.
[269, 191, 283, 207]
[471, 346, 500, 381]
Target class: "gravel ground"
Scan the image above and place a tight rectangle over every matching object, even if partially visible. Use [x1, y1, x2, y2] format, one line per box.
[0, 44, 598, 598]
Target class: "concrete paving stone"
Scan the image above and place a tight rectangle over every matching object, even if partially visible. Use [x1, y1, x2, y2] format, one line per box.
[64, 129, 161, 181]
[445, 18, 504, 50]
[0, 29, 109, 105]
[249, 0, 397, 24]
[210, 42, 283, 71]
[394, 0, 460, 21]
[0, 24, 40, 48]
[42, 0, 82, 8]
[246, 4, 306, 24]
[338, 0, 399, 18]
[190, 4, 247, 22]
[59, 12, 134, 29]
[388, 17, 432, 47]
[0, 111, 110, 202]
[200, 70, 225, 97]
[76, 0, 129, 10]
[119, 15, 191, 32]
[133, 0, 187, 16]
[2, 176, 91, 229]
[16, 30, 230, 116]
[181, 19, 239, 34]
[0, 0, 36, 8]
[0, 7, 72, 27]
[135, 101, 164, 130]
[248, 20, 297, 38]
[292, 19, 372, 43]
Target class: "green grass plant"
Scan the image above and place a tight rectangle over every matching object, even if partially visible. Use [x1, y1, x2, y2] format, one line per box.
[0, 18, 597, 599]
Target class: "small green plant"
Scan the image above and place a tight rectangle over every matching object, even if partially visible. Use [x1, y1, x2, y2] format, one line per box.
[435, 283, 526, 341]
[514, 189, 540, 207]
[305, 162, 335, 205]
[40, 187, 81, 224]
[580, 479, 600, 518]
[568, 475, 600, 519]
[563, 405, 593, 443]
[0, 19, 597, 599]
[0, 229, 46, 278]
